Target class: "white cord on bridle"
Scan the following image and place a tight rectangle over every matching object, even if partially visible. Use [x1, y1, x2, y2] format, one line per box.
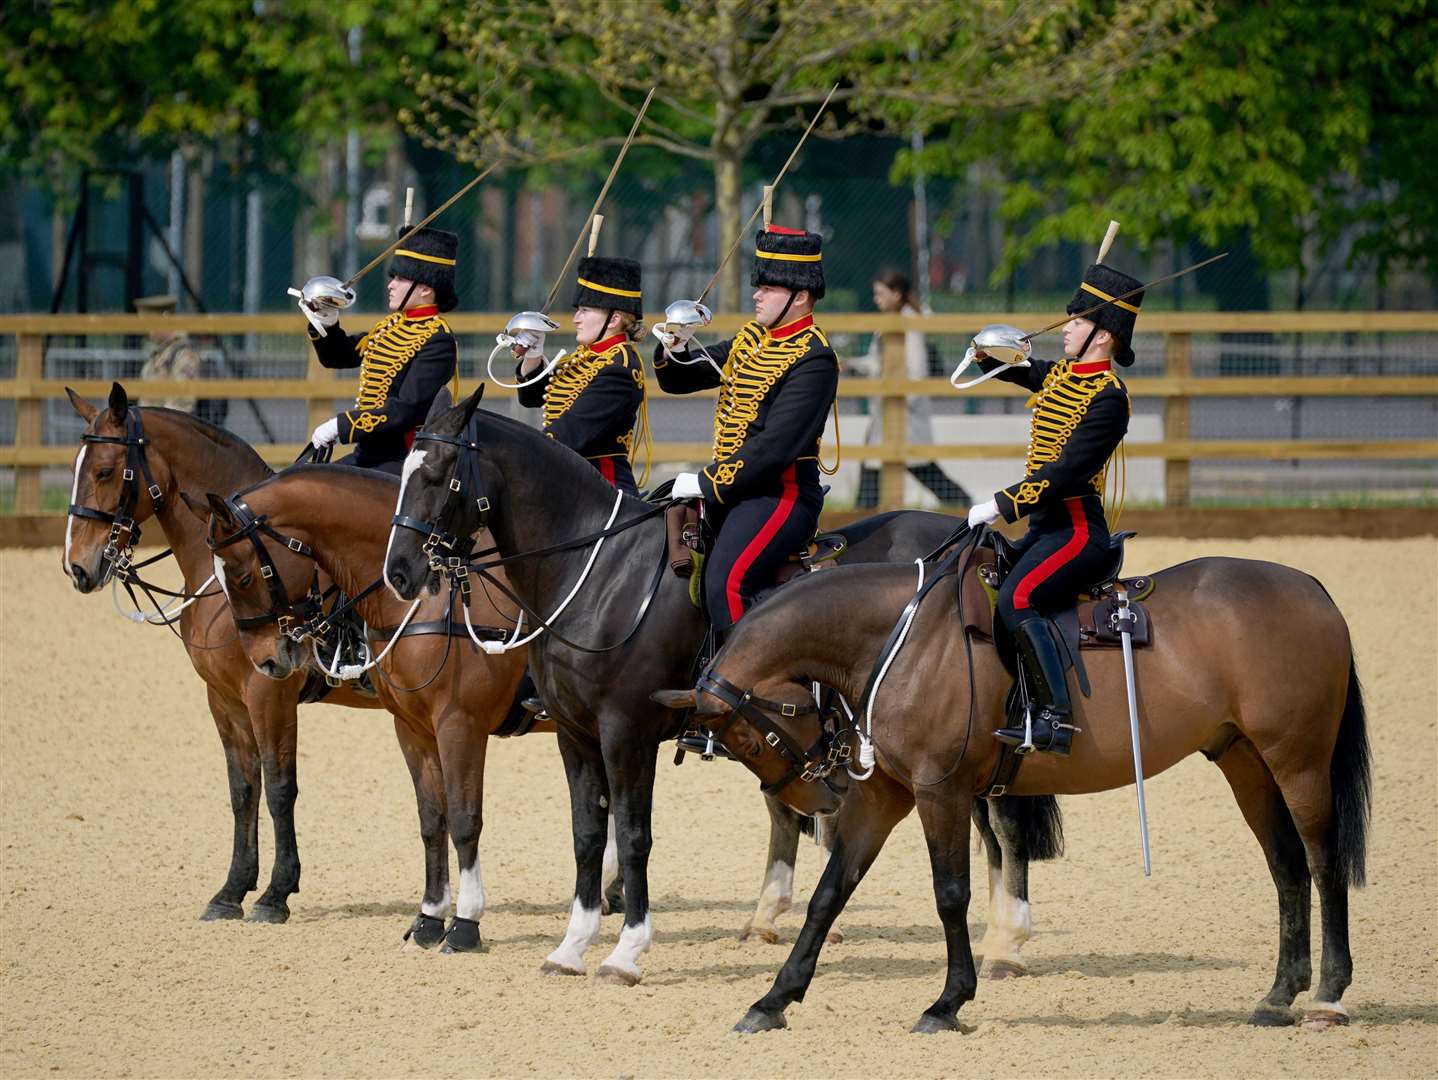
[850, 557, 927, 780]
[111, 573, 217, 625]
[484, 340, 569, 389]
[313, 595, 424, 681]
[466, 488, 625, 655]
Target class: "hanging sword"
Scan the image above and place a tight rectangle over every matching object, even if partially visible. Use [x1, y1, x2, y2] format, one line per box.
[1114, 585, 1152, 875]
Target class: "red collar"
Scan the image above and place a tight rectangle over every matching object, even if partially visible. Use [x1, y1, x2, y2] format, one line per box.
[589, 332, 627, 354]
[403, 305, 439, 320]
[768, 313, 814, 340]
[1070, 358, 1112, 375]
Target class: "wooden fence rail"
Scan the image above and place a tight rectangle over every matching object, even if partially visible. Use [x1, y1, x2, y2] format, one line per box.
[4, 311, 1437, 514]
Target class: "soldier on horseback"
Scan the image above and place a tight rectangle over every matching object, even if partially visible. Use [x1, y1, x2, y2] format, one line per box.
[297, 227, 461, 475]
[655, 225, 838, 640]
[510, 256, 650, 496]
[964, 262, 1143, 755]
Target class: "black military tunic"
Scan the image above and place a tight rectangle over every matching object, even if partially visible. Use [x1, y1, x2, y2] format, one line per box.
[655, 313, 838, 629]
[308, 305, 458, 474]
[517, 332, 646, 496]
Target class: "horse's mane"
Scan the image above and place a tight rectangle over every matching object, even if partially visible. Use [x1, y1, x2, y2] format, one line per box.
[143, 406, 271, 477]
[473, 406, 648, 511]
[244, 463, 396, 505]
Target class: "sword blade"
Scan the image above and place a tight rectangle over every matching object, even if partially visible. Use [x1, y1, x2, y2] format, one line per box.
[541, 87, 656, 315]
[1120, 625, 1152, 875]
[697, 82, 840, 307]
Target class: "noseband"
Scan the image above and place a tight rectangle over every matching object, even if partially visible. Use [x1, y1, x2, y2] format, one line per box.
[206, 495, 326, 639]
[696, 671, 851, 795]
[69, 407, 164, 579]
[389, 419, 493, 582]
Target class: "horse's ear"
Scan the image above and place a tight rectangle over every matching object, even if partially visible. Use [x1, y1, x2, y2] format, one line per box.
[107, 382, 128, 424]
[460, 383, 485, 426]
[204, 492, 235, 531]
[66, 387, 98, 422]
[650, 689, 698, 711]
[178, 491, 210, 522]
[423, 387, 453, 429]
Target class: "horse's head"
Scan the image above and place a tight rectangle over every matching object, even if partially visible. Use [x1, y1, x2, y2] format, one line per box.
[653, 670, 845, 817]
[64, 382, 174, 592]
[385, 385, 493, 601]
[186, 489, 317, 680]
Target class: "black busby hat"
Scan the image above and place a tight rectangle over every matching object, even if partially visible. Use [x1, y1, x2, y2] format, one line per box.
[388, 226, 460, 312]
[572, 256, 643, 317]
[751, 226, 825, 300]
[1067, 263, 1143, 367]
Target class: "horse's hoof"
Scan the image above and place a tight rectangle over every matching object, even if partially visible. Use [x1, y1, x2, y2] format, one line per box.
[733, 1007, 787, 1034]
[199, 900, 244, 922]
[1301, 1003, 1350, 1030]
[439, 917, 483, 954]
[539, 960, 585, 977]
[1248, 1003, 1296, 1027]
[987, 958, 1027, 980]
[593, 964, 640, 987]
[826, 928, 845, 945]
[911, 1012, 959, 1034]
[739, 925, 781, 945]
[403, 913, 446, 950]
[247, 902, 289, 925]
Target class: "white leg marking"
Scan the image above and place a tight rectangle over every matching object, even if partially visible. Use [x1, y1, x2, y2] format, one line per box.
[749, 859, 794, 933]
[63, 445, 87, 572]
[599, 913, 653, 980]
[983, 863, 1032, 967]
[384, 449, 426, 599]
[212, 554, 232, 600]
[455, 853, 486, 922]
[421, 882, 452, 919]
[545, 898, 601, 973]
[600, 814, 619, 895]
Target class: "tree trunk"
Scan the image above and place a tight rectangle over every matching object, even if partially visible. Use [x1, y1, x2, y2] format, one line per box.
[714, 148, 743, 312]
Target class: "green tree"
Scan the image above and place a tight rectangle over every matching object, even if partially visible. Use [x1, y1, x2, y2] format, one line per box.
[406, 0, 1198, 309]
[911, 0, 1438, 287]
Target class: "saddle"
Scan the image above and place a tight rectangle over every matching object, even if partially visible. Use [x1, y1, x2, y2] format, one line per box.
[664, 499, 845, 592]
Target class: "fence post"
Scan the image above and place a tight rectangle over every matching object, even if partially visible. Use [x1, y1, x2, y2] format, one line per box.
[1163, 331, 1192, 507]
[15, 334, 43, 513]
[879, 330, 906, 509]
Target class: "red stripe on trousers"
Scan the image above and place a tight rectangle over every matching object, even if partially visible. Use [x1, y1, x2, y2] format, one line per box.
[594, 457, 617, 488]
[725, 465, 798, 623]
[1012, 498, 1089, 610]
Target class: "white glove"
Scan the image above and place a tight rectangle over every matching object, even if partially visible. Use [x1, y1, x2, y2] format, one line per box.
[967, 499, 1000, 528]
[652, 323, 698, 351]
[671, 472, 703, 500]
[310, 417, 340, 449]
[299, 299, 339, 334]
[510, 330, 546, 360]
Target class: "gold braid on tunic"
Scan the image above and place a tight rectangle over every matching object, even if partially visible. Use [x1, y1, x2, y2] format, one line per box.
[1017, 359, 1125, 505]
[711, 323, 828, 462]
[349, 313, 448, 430]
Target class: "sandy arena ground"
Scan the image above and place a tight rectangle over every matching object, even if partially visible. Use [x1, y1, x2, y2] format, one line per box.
[2, 537, 1435, 1078]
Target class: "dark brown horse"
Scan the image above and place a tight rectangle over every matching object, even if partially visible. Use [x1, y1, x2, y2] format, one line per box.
[63, 383, 379, 923]
[190, 465, 532, 952]
[656, 543, 1371, 1032]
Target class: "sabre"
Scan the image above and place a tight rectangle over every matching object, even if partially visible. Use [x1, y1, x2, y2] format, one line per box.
[949, 251, 1229, 390]
[1114, 586, 1153, 875]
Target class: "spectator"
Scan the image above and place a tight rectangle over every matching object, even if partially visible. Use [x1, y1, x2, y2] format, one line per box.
[135, 295, 199, 413]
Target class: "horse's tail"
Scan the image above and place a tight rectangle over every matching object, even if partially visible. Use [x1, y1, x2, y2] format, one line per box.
[1004, 794, 1066, 862]
[1329, 650, 1372, 890]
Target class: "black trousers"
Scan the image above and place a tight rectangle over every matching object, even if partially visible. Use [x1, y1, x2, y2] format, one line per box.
[704, 467, 823, 632]
[995, 496, 1112, 631]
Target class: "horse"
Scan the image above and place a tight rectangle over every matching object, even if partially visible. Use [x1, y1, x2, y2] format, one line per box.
[654, 538, 1371, 1033]
[62, 383, 380, 923]
[382, 388, 1064, 984]
[189, 465, 537, 952]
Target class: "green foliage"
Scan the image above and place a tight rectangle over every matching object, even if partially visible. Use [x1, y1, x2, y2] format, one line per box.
[908, 0, 1438, 282]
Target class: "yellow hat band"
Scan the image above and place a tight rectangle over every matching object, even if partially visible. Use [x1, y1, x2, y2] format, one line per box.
[577, 277, 641, 298]
[395, 248, 456, 266]
[1080, 281, 1140, 314]
[756, 249, 822, 262]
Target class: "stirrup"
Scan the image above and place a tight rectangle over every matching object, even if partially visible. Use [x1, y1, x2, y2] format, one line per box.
[675, 729, 734, 762]
[994, 708, 1077, 757]
[521, 696, 550, 723]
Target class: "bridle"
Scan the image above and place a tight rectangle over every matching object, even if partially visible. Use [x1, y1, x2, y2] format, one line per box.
[206, 495, 329, 639]
[68, 407, 165, 581]
[389, 419, 492, 583]
[695, 671, 851, 796]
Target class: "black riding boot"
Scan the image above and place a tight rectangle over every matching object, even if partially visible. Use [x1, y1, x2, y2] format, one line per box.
[495, 670, 546, 737]
[994, 619, 1075, 755]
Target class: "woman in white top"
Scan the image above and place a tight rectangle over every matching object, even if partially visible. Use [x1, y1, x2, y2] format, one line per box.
[852, 268, 967, 507]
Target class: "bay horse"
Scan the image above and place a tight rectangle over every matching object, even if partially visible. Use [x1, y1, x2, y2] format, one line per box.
[63, 383, 380, 923]
[382, 389, 1063, 984]
[655, 539, 1371, 1032]
[189, 465, 532, 952]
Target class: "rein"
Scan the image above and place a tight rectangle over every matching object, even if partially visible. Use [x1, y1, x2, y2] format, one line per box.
[206, 495, 329, 637]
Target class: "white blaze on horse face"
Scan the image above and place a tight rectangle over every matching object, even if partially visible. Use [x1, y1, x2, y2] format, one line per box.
[63, 444, 88, 574]
[599, 913, 653, 981]
[545, 898, 602, 974]
[421, 881, 452, 919]
[212, 555, 231, 600]
[455, 853, 486, 922]
[601, 813, 619, 896]
[384, 449, 427, 599]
